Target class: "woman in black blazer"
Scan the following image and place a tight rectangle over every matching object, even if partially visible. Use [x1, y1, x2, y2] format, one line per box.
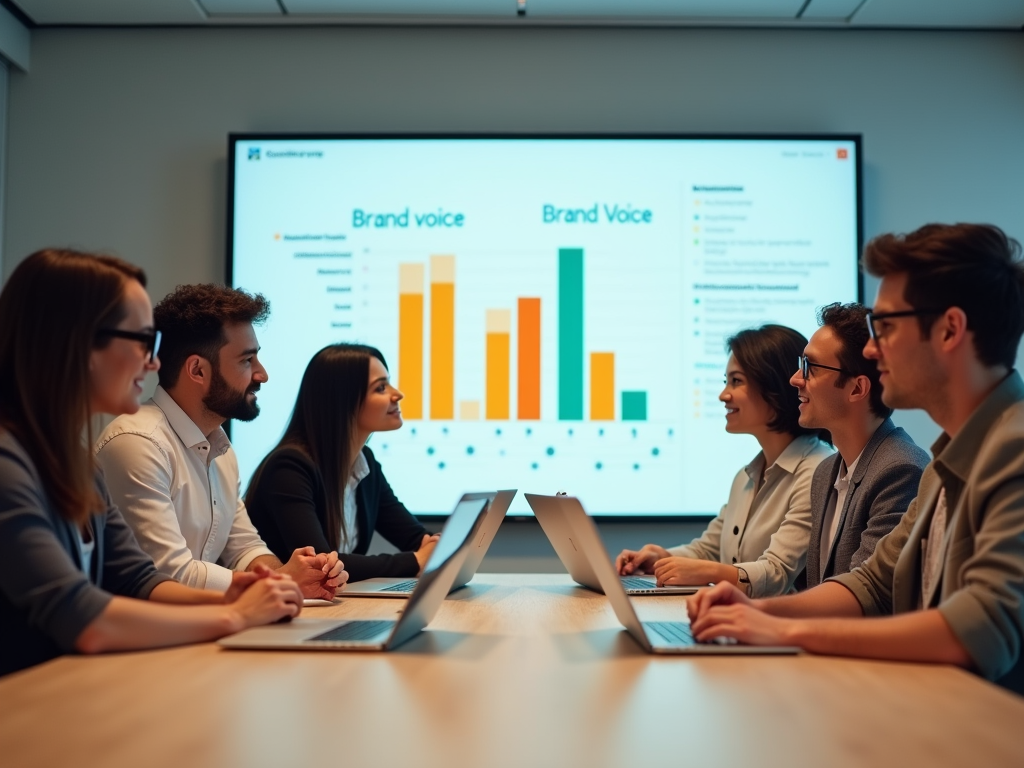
[246, 344, 437, 583]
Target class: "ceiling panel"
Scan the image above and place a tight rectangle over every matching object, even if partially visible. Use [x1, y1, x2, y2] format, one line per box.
[282, 0, 806, 18]
[14, 0, 206, 24]
[282, 0, 511, 15]
[12, 0, 1024, 26]
[525, 0, 804, 17]
[851, 0, 1024, 27]
[801, 0, 865, 20]
[199, 0, 282, 14]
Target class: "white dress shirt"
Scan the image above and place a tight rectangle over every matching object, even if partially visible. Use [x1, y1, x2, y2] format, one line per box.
[94, 386, 275, 592]
[818, 449, 864, 579]
[340, 450, 370, 553]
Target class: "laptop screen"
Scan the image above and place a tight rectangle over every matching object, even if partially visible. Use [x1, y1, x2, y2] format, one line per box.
[423, 497, 490, 574]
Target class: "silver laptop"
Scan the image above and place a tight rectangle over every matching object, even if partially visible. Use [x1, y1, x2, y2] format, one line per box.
[218, 496, 489, 652]
[526, 493, 699, 596]
[526, 494, 800, 655]
[343, 489, 516, 598]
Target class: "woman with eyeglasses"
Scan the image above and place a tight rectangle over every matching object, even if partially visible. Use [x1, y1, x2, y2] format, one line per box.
[245, 344, 438, 584]
[616, 325, 834, 597]
[0, 249, 303, 676]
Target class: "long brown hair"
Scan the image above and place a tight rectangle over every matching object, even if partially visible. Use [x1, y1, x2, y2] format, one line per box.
[0, 249, 146, 524]
[247, 344, 386, 550]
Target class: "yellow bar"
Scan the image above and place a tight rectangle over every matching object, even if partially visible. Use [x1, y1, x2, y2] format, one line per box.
[486, 309, 511, 420]
[398, 264, 424, 420]
[590, 352, 615, 421]
[430, 256, 455, 420]
[459, 400, 481, 420]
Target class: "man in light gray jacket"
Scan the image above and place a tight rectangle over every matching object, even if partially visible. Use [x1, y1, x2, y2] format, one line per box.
[689, 223, 1024, 695]
[793, 302, 929, 589]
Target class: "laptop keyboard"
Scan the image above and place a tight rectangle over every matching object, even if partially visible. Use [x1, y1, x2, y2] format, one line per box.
[381, 580, 418, 593]
[621, 576, 660, 591]
[645, 621, 695, 646]
[307, 620, 394, 643]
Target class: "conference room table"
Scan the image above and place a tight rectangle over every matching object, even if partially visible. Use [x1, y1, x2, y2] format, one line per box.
[2, 573, 1022, 768]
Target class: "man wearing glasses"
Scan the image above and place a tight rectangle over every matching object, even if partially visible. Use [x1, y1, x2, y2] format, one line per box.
[95, 284, 345, 601]
[792, 303, 928, 589]
[689, 223, 1024, 695]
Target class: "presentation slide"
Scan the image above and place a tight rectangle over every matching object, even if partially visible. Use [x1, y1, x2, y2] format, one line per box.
[230, 137, 860, 516]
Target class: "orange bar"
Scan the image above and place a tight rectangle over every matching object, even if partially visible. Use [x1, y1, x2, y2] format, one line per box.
[590, 352, 615, 420]
[486, 310, 511, 420]
[429, 256, 455, 419]
[517, 298, 541, 420]
[398, 264, 424, 420]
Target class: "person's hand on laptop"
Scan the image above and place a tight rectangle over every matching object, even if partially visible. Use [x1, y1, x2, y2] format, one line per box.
[226, 564, 303, 629]
[687, 581, 754, 623]
[688, 583, 789, 646]
[652, 555, 731, 587]
[279, 546, 346, 601]
[616, 543, 670, 575]
[414, 533, 441, 574]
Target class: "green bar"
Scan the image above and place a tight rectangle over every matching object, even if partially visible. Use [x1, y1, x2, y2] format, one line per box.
[621, 391, 647, 421]
[558, 248, 584, 420]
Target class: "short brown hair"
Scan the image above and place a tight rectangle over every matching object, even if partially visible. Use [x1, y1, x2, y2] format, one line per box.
[728, 324, 829, 443]
[863, 223, 1024, 369]
[817, 302, 892, 420]
[154, 284, 269, 388]
[0, 249, 146, 523]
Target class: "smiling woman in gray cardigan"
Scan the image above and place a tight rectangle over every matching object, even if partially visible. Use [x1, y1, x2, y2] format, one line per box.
[0, 249, 302, 676]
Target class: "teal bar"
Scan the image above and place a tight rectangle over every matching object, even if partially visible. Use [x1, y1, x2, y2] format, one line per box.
[621, 391, 647, 421]
[558, 248, 584, 420]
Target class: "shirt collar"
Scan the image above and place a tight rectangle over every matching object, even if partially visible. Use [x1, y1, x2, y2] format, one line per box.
[744, 433, 823, 480]
[834, 448, 865, 492]
[347, 448, 370, 487]
[930, 370, 1024, 481]
[152, 385, 232, 459]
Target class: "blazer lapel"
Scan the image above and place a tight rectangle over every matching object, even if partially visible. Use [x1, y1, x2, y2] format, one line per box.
[825, 420, 898, 577]
[810, 454, 842, 580]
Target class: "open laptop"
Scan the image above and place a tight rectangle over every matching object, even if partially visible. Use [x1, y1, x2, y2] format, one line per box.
[218, 496, 489, 652]
[526, 493, 699, 596]
[526, 494, 800, 655]
[343, 489, 517, 598]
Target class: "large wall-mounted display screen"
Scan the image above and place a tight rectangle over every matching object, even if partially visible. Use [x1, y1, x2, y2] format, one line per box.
[229, 135, 861, 517]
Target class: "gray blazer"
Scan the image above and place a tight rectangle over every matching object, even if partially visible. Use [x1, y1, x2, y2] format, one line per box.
[806, 419, 929, 589]
[833, 372, 1024, 695]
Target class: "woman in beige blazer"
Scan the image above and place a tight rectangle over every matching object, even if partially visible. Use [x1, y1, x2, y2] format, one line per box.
[617, 325, 833, 598]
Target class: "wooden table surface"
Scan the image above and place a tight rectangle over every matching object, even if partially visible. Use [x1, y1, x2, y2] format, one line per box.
[2, 574, 1022, 768]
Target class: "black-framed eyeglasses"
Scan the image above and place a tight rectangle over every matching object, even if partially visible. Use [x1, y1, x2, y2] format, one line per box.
[96, 328, 162, 362]
[797, 355, 854, 380]
[865, 308, 947, 341]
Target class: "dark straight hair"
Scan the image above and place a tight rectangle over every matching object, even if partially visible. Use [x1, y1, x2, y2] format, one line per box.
[728, 324, 830, 443]
[0, 249, 147, 524]
[247, 343, 386, 551]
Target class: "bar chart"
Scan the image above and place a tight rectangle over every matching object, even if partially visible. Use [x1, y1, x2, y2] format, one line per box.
[395, 247, 648, 424]
[230, 136, 859, 514]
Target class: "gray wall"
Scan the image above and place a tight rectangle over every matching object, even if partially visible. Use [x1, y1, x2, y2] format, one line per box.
[5, 26, 1024, 569]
